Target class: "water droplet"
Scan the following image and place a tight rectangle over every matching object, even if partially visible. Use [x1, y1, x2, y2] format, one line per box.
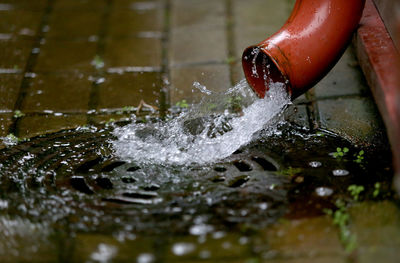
[137, 253, 155, 263]
[24, 72, 36, 78]
[42, 25, 50, 32]
[95, 77, 106, 85]
[0, 4, 13, 10]
[0, 33, 12, 40]
[90, 243, 117, 263]
[31, 48, 40, 54]
[189, 224, 214, 236]
[88, 35, 99, 42]
[193, 81, 212, 95]
[258, 203, 268, 210]
[199, 250, 211, 259]
[172, 242, 196, 256]
[332, 169, 349, 176]
[239, 236, 249, 245]
[309, 161, 322, 168]
[212, 231, 225, 239]
[0, 200, 8, 209]
[19, 28, 35, 36]
[315, 187, 333, 197]
[222, 242, 232, 249]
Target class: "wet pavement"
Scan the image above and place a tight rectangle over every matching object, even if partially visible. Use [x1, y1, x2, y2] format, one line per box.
[0, 0, 399, 262]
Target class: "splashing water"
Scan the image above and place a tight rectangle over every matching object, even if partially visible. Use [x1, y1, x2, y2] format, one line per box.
[112, 79, 290, 166]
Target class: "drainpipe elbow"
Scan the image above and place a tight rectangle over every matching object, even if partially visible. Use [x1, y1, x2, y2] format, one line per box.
[242, 0, 366, 99]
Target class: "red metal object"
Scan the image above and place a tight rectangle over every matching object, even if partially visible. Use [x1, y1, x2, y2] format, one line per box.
[354, 0, 400, 192]
[242, 0, 365, 99]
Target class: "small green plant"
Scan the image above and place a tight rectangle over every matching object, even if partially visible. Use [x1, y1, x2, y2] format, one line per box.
[175, 100, 189, 108]
[13, 110, 25, 118]
[122, 106, 135, 112]
[373, 182, 381, 198]
[106, 118, 116, 125]
[206, 103, 217, 111]
[354, 150, 364, 163]
[278, 167, 302, 177]
[226, 56, 236, 65]
[91, 55, 104, 69]
[13, 65, 19, 70]
[6, 133, 19, 143]
[347, 185, 364, 201]
[3, 133, 25, 146]
[316, 131, 325, 137]
[225, 96, 242, 113]
[117, 106, 135, 114]
[324, 199, 357, 253]
[333, 147, 349, 158]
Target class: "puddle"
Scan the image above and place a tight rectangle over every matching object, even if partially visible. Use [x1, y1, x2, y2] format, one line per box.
[0, 118, 394, 261]
[0, 80, 395, 261]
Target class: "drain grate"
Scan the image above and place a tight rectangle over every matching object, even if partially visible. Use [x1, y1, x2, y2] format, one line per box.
[0, 127, 290, 234]
[0, 124, 392, 235]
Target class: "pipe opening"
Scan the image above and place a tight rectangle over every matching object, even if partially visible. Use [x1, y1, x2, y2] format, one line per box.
[242, 46, 289, 98]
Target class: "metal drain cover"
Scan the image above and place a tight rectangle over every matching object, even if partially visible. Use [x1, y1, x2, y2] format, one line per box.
[0, 124, 392, 236]
[0, 126, 291, 234]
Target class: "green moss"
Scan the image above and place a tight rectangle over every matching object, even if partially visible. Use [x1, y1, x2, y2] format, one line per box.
[91, 55, 104, 69]
[277, 167, 302, 177]
[175, 100, 189, 108]
[13, 110, 25, 118]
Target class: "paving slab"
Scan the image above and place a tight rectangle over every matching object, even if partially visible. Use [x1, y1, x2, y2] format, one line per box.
[163, 233, 251, 262]
[72, 234, 155, 263]
[0, 39, 34, 69]
[35, 40, 97, 72]
[46, 10, 102, 40]
[104, 37, 162, 68]
[0, 113, 12, 137]
[0, 0, 47, 11]
[108, 9, 164, 37]
[171, 0, 225, 29]
[169, 0, 227, 66]
[170, 64, 230, 104]
[18, 114, 86, 138]
[0, 74, 22, 110]
[169, 28, 228, 67]
[233, 0, 294, 58]
[258, 217, 346, 262]
[21, 73, 92, 113]
[53, 0, 106, 11]
[0, 216, 58, 263]
[113, 0, 164, 11]
[97, 72, 162, 110]
[313, 45, 370, 99]
[0, 9, 42, 36]
[317, 97, 387, 147]
[88, 113, 132, 126]
[349, 201, 400, 263]
[285, 105, 310, 129]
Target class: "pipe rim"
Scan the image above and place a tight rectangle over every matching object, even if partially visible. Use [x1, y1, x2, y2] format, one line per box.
[242, 45, 292, 98]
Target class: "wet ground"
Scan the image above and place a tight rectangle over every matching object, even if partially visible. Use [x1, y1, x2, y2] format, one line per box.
[1, 0, 399, 262]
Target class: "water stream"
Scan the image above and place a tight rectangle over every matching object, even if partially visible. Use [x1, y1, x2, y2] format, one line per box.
[112, 80, 291, 165]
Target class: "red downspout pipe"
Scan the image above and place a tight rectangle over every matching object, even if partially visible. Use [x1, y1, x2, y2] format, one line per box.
[242, 0, 366, 99]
